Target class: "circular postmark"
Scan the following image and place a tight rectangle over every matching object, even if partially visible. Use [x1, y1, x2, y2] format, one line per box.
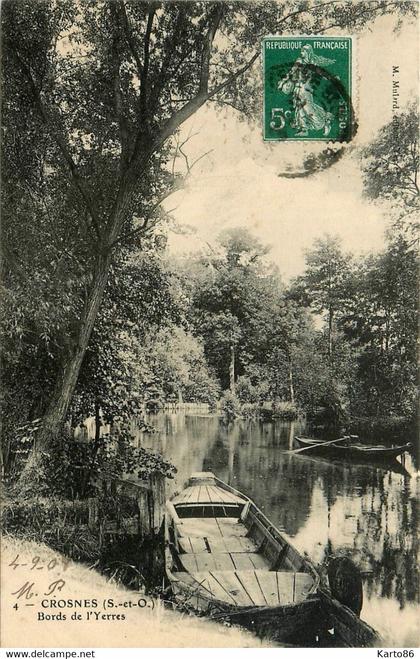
[265, 59, 355, 142]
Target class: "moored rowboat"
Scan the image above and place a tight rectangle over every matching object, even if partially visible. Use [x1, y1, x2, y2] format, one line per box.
[165, 472, 379, 646]
[294, 437, 412, 461]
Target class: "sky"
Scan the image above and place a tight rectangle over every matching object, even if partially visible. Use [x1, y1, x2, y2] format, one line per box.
[164, 13, 418, 281]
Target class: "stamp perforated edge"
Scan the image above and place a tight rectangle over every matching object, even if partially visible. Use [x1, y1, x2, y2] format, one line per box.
[261, 34, 358, 144]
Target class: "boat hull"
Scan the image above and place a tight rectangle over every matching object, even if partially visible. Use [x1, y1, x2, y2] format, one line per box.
[164, 472, 381, 647]
[294, 437, 412, 461]
[168, 570, 321, 642]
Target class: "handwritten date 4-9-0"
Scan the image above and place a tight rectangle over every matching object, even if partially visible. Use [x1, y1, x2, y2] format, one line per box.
[9, 553, 70, 571]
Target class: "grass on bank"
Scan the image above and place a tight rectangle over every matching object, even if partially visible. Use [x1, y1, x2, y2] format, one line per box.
[1, 535, 274, 648]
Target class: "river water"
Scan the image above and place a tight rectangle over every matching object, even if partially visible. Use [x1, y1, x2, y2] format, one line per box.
[133, 413, 419, 647]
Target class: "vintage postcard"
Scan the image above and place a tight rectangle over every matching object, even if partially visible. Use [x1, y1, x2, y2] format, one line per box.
[1, 0, 418, 656]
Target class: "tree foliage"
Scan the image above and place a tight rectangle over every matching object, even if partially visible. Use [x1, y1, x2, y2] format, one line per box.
[361, 104, 419, 206]
[133, 326, 221, 406]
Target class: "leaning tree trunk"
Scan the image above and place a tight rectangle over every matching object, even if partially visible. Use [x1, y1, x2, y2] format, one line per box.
[18, 252, 112, 490]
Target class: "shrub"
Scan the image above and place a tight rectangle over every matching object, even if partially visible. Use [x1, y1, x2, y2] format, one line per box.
[235, 377, 259, 403]
[271, 400, 299, 420]
[240, 402, 259, 418]
[348, 416, 415, 441]
[220, 390, 241, 420]
[1, 498, 100, 562]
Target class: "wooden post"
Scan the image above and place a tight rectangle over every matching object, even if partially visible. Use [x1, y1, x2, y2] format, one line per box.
[88, 498, 98, 531]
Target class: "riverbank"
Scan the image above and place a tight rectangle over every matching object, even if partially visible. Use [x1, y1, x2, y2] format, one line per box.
[0, 535, 274, 648]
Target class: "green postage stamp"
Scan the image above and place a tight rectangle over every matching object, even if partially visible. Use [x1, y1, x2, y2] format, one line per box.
[263, 36, 353, 142]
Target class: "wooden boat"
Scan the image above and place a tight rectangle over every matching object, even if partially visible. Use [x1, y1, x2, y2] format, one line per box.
[294, 437, 412, 461]
[165, 472, 379, 646]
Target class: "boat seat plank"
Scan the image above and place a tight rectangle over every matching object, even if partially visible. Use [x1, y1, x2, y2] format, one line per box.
[294, 572, 315, 603]
[219, 492, 243, 505]
[172, 571, 214, 597]
[230, 553, 258, 571]
[189, 537, 208, 553]
[206, 486, 226, 503]
[234, 570, 266, 606]
[205, 486, 222, 503]
[194, 571, 236, 604]
[213, 553, 236, 571]
[178, 537, 194, 554]
[216, 519, 249, 537]
[180, 554, 199, 572]
[254, 571, 280, 606]
[189, 552, 237, 572]
[208, 486, 245, 505]
[207, 537, 228, 553]
[173, 487, 195, 504]
[198, 487, 212, 503]
[186, 487, 199, 502]
[178, 518, 223, 538]
[249, 553, 270, 569]
[221, 536, 246, 553]
[275, 571, 295, 605]
[211, 571, 254, 607]
[236, 537, 258, 552]
[174, 569, 313, 608]
[206, 536, 257, 554]
[194, 553, 218, 572]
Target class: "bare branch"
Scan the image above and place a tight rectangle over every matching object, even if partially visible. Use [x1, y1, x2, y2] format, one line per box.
[110, 146, 212, 250]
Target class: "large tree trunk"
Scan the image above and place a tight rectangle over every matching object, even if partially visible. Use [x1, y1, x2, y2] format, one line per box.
[18, 252, 112, 489]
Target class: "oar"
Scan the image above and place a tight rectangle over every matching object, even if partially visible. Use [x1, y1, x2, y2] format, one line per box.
[290, 435, 351, 455]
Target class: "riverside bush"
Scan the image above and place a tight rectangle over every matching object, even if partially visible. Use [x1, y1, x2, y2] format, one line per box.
[220, 391, 241, 420]
[271, 401, 299, 420]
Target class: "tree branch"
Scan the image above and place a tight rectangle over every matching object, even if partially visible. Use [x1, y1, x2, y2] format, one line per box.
[155, 49, 260, 149]
[199, 4, 224, 94]
[110, 145, 212, 250]
[9, 46, 101, 241]
[1, 234, 28, 282]
[139, 5, 156, 116]
[130, 3, 223, 166]
[118, 0, 143, 79]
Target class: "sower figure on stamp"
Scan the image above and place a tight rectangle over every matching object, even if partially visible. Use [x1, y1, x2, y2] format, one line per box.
[278, 45, 335, 136]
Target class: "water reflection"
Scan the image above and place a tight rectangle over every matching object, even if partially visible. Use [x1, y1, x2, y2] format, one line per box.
[132, 413, 419, 646]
